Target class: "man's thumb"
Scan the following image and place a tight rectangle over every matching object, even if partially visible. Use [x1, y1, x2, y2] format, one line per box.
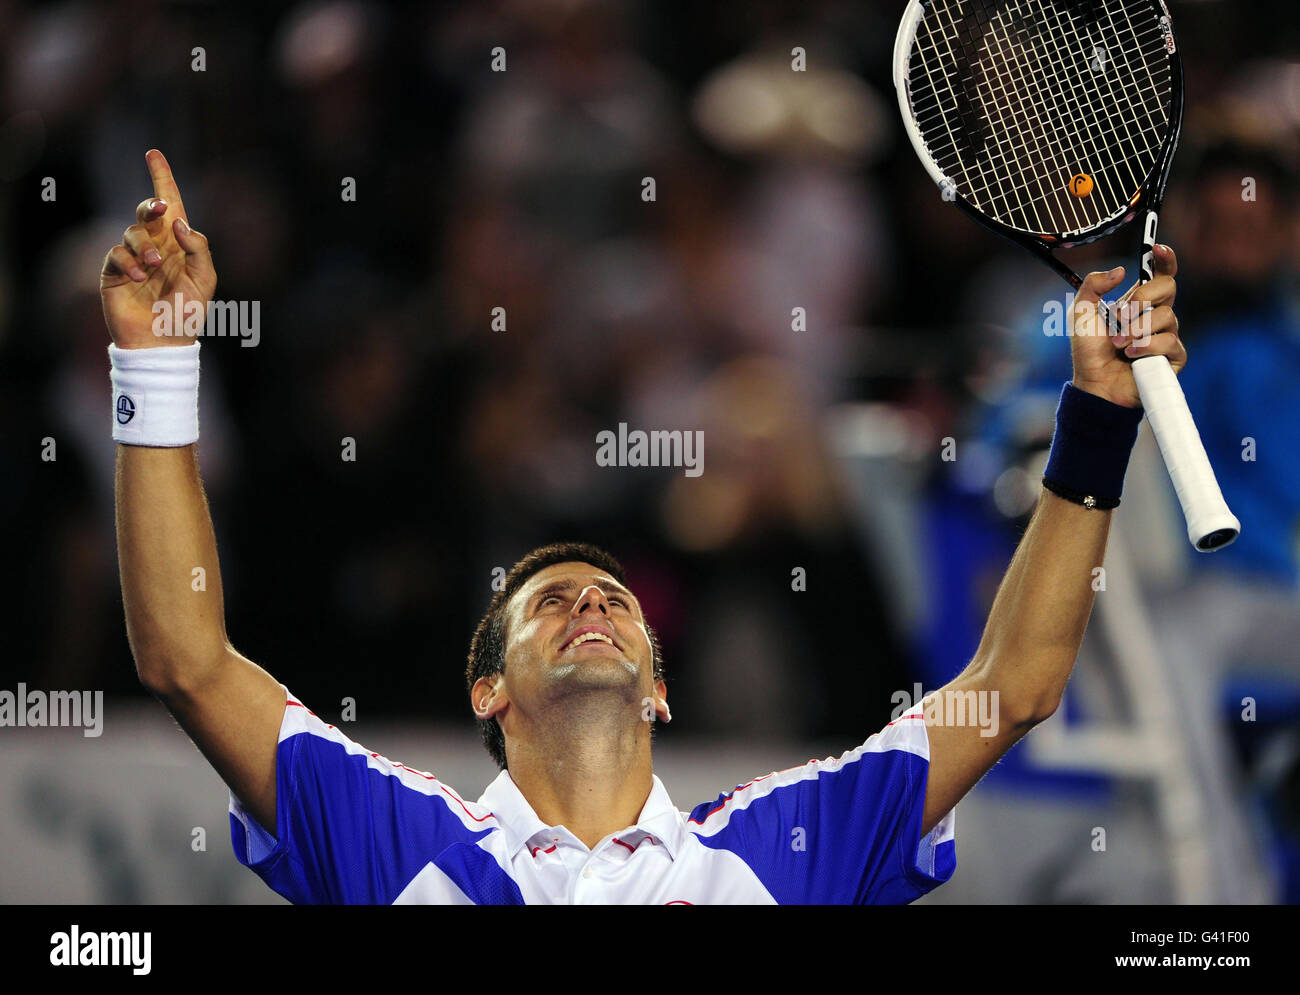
[1076, 266, 1125, 305]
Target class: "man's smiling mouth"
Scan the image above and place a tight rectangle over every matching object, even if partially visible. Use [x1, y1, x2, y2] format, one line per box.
[559, 626, 621, 653]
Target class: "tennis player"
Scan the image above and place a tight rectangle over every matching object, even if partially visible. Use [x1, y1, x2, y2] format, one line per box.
[104, 150, 1186, 904]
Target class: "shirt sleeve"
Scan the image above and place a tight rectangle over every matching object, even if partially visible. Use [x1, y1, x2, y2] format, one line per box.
[685, 707, 956, 904]
[227, 687, 499, 904]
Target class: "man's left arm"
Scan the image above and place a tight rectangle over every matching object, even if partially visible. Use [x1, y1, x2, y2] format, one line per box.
[920, 245, 1186, 837]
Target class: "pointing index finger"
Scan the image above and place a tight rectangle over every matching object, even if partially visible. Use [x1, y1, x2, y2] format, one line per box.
[145, 149, 187, 221]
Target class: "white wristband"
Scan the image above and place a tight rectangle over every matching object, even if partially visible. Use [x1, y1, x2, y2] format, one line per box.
[109, 341, 201, 446]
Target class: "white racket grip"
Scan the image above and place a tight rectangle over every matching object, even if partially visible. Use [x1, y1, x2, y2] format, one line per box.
[1131, 354, 1240, 551]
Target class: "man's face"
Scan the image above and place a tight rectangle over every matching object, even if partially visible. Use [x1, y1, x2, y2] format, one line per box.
[471, 561, 669, 731]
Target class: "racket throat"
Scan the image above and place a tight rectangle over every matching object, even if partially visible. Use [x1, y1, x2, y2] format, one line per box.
[1028, 242, 1085, 291]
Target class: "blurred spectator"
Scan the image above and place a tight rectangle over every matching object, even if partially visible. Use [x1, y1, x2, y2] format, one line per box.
[1175, 137, 1300, 584]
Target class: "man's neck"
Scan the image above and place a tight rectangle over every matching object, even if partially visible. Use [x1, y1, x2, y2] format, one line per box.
[505, 698, 653, 850]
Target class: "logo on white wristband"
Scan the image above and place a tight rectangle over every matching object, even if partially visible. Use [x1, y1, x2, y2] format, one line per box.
[116, 395, 137, 425]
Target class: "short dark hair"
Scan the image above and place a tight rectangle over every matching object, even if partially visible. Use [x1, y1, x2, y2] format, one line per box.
[465, 542, 665, 771]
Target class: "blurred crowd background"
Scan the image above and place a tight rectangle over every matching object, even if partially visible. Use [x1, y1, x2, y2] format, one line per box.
[2, 0, 1298, 903]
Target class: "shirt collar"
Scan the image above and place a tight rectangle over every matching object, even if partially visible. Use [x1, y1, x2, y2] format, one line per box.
[478, 769, 686, 861]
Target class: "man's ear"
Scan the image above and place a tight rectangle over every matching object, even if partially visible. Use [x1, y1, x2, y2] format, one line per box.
[652, 678, 671, 724]
[472, 675, 508, 722]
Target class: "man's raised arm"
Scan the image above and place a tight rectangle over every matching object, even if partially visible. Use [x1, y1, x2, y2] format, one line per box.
[919, 247, 1187, 836]
[105, 149, 285, 833]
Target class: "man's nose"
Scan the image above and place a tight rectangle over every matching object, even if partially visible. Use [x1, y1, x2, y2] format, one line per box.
[574, 586, 610, 616]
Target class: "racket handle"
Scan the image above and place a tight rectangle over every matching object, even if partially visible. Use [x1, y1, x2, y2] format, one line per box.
[1130, 354, 1240, 551]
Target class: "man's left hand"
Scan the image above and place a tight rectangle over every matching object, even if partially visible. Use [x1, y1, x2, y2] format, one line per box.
[1069, 243, 1187, 409]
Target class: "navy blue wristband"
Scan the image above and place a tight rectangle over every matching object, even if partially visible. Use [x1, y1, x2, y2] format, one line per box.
[1042, 383, 1144, 508]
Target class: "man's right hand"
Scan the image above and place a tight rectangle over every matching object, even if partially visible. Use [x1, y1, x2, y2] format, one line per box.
[100, 149, 217, 349]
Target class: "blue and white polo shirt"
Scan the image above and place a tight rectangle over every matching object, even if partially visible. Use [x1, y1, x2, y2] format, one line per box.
[229, 689, 957, 904]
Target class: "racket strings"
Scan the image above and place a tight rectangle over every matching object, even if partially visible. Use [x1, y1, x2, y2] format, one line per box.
[974, 1, 1102, 233]
[907, 0, 1172, 236]
[977, 0, 1160, 223]
[961, 0, 1164, 229]
[923, 0, 1162, 226]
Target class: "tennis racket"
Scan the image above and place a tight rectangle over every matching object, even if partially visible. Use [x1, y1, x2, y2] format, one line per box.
[894, 0, 1240, 551]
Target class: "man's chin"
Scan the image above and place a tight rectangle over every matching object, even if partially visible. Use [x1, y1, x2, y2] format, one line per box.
[546, 654, 641, 689]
